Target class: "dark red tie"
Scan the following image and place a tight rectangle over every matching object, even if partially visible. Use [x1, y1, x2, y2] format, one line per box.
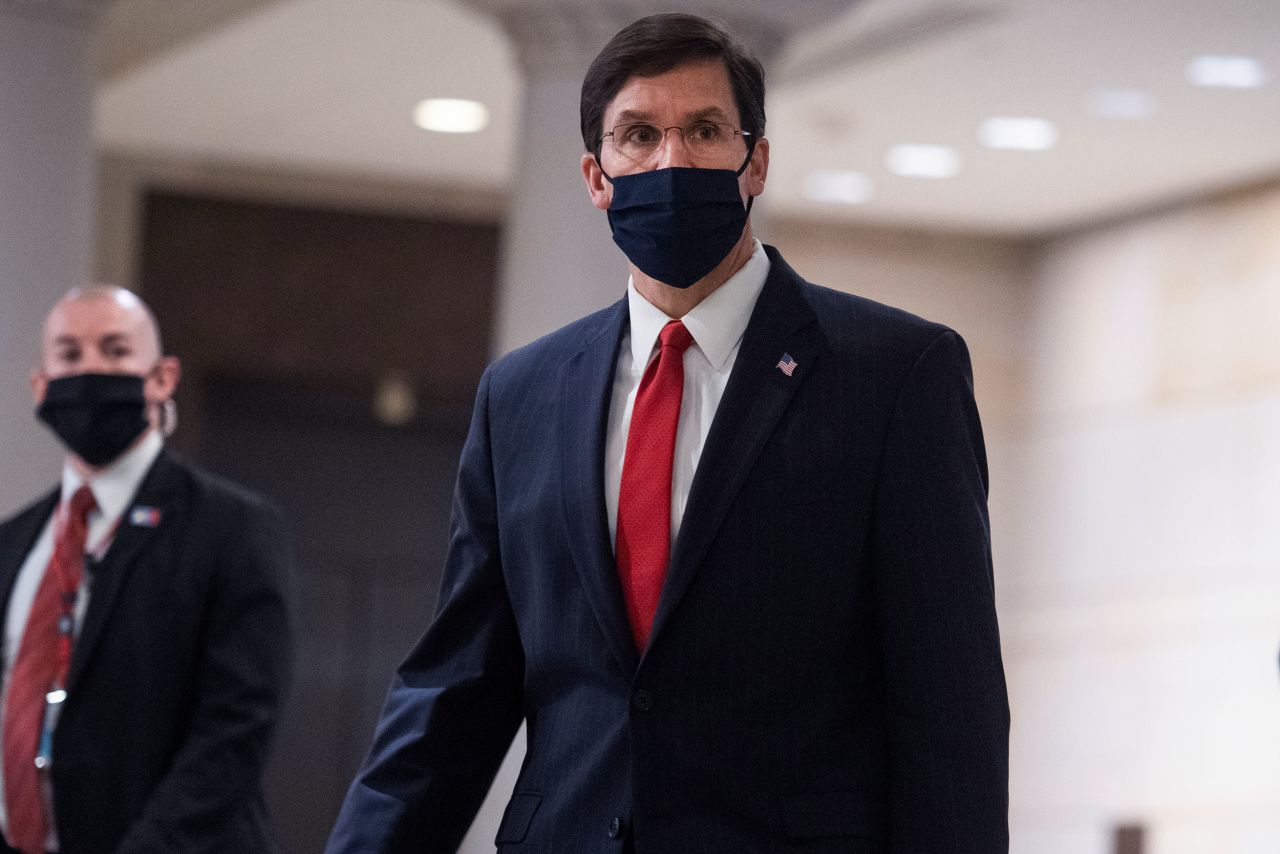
[4, 485, 95, 854]
[617, 320, 694, 650]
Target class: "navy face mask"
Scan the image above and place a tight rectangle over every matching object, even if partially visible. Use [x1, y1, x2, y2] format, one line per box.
[605, 162, 754, 289]
[37, 373, 150, 466]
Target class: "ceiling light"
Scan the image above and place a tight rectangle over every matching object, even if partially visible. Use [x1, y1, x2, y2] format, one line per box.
[978, 117, 1058, 151]
[1185, 55, 1267, 89]
[1090, 89, 1157, 120]
[413, 98, 490, 133]
[885, 144, 961, 179]
[803, 170, 874, 204]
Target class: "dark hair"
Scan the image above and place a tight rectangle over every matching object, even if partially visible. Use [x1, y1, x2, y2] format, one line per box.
[580, 13, 766, 154]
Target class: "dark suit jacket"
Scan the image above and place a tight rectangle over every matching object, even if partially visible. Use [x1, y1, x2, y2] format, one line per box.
[0, 449, 293, 854]
[328, 246, 1009, 853]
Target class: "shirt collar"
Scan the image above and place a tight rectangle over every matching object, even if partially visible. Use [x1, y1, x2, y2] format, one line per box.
[62, 429, 164, 523]
[626, 239, 771, 372]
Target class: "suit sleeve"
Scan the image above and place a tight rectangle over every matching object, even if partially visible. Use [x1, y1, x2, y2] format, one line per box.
[325, 366, 526, 854]
[869, 330, 1010, 854]
[116, 494, 295, 853]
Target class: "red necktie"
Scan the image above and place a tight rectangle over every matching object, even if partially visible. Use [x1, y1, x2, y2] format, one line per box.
[617, 320, 694, 650]
[4, 485, 95, 854]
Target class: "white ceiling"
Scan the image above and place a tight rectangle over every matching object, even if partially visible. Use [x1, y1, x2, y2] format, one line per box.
[95, 0, 1280, 237]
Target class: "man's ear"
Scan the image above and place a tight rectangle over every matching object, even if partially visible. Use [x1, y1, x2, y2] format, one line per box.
[744, 137, 769, 198]
[147, 356, 182, 405]
[582, 152, 613, 211]
[30, 369, 47, 405]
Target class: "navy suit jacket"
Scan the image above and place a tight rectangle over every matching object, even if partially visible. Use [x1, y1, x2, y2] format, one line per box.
[0, 450, 293, 854]
[328, 246, 1009, 853]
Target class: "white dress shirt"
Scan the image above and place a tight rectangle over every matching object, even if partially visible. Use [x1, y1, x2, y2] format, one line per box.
[605, 240, 770, 551]
[0, 429, 163, 842]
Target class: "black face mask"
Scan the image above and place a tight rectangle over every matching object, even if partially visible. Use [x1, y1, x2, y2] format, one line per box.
[604, 155, 755, 289]
[36, 373, 150, 467]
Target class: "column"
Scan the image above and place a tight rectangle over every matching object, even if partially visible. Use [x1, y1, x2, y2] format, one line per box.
[472, 4, 636, 358]
[0, 0, 110, 516]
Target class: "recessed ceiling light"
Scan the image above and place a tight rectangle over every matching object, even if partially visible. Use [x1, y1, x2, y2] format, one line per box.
[1186, 55, 1267, 89]
[413, 98, 490, 133]
[978, 117, 1058, 151]
[803, 170, 875, 204]
[1090, 89, 1157, 120]
[885, 144, 962, 179]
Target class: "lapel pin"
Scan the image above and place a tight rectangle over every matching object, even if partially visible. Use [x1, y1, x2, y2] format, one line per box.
[775, 353, 798, 377]
[128, 506, 162, 528]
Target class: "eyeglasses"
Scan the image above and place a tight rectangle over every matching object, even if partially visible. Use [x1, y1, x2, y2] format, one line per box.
[602, 121, 752, 167]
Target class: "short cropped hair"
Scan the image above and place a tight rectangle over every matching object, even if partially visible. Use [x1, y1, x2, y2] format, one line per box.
[580, 13, 766, 154]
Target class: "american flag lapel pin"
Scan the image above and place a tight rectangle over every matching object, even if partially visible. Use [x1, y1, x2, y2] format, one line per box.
[129, 505, 162, 528]
[775, 353, 798, 377]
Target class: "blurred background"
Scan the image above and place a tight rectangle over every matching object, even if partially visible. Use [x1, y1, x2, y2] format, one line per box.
[2, 1, 1278, 852]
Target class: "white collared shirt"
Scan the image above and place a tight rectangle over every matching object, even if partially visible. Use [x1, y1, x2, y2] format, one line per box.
[0, 428, 164, 841]
[605, 239, 771, 550]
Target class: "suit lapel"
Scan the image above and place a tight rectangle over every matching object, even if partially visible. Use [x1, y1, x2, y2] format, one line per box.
[649, 250, 825, 648]
[0, 492, 59, 667]
[67, 451, 180, 691]
[559, 299, 641, 676]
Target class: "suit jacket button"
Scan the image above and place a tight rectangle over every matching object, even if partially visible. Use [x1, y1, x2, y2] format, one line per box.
[608, 816, 623, 839]
[632, 689, 654, 711]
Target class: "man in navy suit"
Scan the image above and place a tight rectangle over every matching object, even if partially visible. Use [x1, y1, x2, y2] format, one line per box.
[329, 13, 1008, 853]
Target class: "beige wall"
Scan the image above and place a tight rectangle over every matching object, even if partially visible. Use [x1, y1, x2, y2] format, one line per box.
[1006, 182, 1280, 854]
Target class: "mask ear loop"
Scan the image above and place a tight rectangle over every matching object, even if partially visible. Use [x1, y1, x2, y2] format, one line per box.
[594, 142, 615, 185]
[736, 136, 758, 214]
[595, 146, 620, 236]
